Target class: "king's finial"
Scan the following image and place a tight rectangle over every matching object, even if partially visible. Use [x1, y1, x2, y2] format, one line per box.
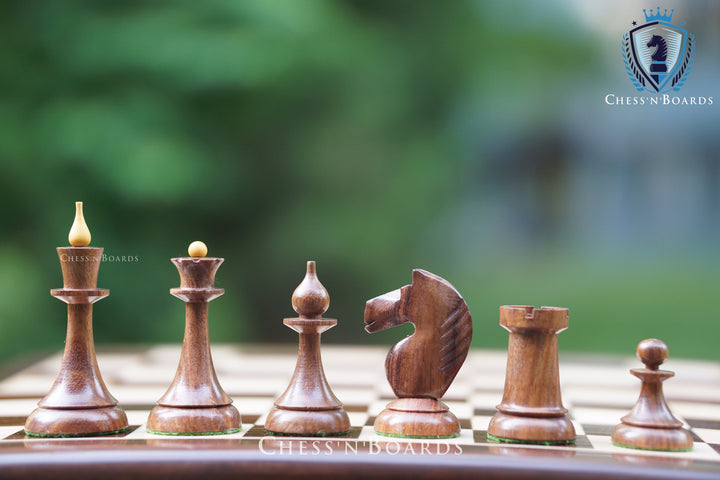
[643, 7, 674, 23]
[68, 201, 91, 247]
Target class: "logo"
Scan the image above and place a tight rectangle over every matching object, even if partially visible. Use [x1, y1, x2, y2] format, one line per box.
[622, 7, 694, 93]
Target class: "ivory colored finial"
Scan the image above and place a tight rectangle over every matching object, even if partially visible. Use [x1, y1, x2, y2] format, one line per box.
[188, 241, 208, 257]
[68, 201, 91, 247]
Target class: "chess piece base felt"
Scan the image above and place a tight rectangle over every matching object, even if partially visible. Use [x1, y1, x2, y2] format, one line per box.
[265, 407, 350, 437]
[611, 423, 693, 452]
[487, 412, 576, 445]
[25, 405, 129, 437]
[374, 398, 460, 439]
[146, 405, 241, 436]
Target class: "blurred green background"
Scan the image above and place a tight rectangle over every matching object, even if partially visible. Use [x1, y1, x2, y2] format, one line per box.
[0, 0, 718, 363]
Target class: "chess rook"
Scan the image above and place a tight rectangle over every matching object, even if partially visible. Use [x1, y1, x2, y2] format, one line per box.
[364, 269, 472, 438]
[146, 246, 241, 435]
[25, 202, 129, 437]
[612, 339, 693, 451]
[264, 261, 350, 436]
[488, 306, 575, 445]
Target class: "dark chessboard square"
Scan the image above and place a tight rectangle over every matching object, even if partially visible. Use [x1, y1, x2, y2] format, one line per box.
[243, 415, 260, 425]
[458, 418, 472, 429]
[711, 444, 720, 455]
[366, 416, 376, 426]
[687, 419, 720, 430]
[473, 408, 496, 416]
[343, 405, 369, 413]
[0, 416, 27, 427]
[581, 424, 614, 436]
[473, 430, 488, 443]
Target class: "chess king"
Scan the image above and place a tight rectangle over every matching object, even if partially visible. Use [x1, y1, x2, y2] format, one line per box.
[364, 269, 472, 438]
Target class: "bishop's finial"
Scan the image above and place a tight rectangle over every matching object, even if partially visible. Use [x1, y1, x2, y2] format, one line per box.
[291, 261, 329, 318]
[68, 201, 91, 247]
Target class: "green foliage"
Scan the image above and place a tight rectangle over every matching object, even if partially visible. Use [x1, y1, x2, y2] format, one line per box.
[0, 1, 716, 363]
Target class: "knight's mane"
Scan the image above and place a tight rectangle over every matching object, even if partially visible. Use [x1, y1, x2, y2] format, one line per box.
[438, 298, 472, 374]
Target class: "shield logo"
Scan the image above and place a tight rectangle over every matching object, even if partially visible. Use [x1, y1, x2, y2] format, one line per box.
[622, 10, 695, 93]
[630, 21, 686, 92]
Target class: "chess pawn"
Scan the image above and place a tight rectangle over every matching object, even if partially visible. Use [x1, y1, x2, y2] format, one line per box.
[146, 242, 241, 435]
[612, 339, 693, 451]
[488, 306, 575, 444]
[264, 261, 350, 436]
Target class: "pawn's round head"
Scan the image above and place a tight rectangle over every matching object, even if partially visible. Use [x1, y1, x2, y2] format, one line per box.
[188, 241, 208, 258]
[637, 338, 668, 370]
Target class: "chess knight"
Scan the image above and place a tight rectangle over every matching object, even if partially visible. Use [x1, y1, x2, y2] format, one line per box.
[365, 269, 472, 438]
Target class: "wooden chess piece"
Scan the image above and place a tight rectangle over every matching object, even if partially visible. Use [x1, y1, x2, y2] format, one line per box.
[146, 241, 241, 435]
[25, 202, 129, 437]
[364, 269, 472, 438]
[488, 305, 575, 445]
[264, 261, 350, 436]
[612, 338, 693, 451]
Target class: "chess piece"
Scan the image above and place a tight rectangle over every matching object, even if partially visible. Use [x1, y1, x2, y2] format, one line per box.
[364, 269, 472, 438]
[146, 241, 241, 435]
[488, 306, 575, 445]
[612, 338, 693, 451]
[264, 261, 350, 436]
[25, 202, 129, 437]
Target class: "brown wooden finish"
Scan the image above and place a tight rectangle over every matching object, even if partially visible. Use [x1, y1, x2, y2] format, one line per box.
[488, 305, 575, 444]
[146, 256, 240, 435]
[611, 339, 693, 451]
[364, 269, 472, 438]
[265, 261, 350, 436]
[24, 247, 129, 437]
[1, 446, 717, 480]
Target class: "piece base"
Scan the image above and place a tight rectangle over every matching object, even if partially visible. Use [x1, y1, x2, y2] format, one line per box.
[373, 398, 461, 438]
[264, 407, 350, 436]
[611, 423, 693, 451]
[24, 405, 129, 438]
[487, 432, 575, 446]
[487, 412, 576, 444]
[146, 405, 241, 436]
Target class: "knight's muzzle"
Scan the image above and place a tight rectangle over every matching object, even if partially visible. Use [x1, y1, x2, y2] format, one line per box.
[364, 288, 402, 333]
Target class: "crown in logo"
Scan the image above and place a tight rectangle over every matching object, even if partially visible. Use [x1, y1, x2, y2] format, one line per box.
[643, 7, 674, 23]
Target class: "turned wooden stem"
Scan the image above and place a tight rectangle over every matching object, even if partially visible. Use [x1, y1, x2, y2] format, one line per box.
[623, 370, 681, 428]
[39, 303, 116, 408]
[275, 322, 341, 410]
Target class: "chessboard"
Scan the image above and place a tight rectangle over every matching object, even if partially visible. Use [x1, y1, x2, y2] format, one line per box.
[0, 344, 718, 480]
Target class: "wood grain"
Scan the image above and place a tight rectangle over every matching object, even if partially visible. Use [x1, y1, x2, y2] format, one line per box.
[265, 261, 350, 436]
[611, 339, 693, 451]
[364, 269, 472, 438]
[146, 256, 240, 435]
[488, 305, 575, 444]
[24, 247, 128, 437]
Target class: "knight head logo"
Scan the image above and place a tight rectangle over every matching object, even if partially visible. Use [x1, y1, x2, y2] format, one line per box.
[622, 7, 695, 93]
